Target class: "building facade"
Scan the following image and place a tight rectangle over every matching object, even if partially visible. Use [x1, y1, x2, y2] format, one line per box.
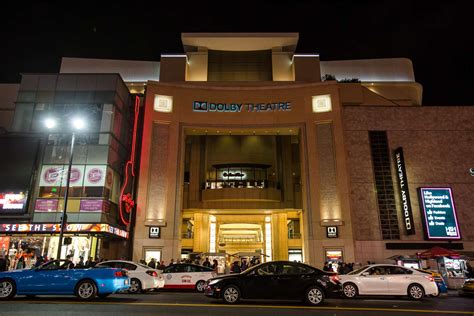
[132, 33, 474, 268]
[0, 74, 134, 267]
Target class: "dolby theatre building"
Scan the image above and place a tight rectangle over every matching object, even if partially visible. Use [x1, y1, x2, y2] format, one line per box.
[133, 33, 474, 267]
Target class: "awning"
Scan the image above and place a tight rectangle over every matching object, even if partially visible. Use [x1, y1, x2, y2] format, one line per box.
[417, 246, 461, 259]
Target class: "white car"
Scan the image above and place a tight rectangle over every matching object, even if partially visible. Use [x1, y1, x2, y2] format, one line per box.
[340, 264, 438, 300]
[162, 263, 217, 292]
[96, 260, 165, 294]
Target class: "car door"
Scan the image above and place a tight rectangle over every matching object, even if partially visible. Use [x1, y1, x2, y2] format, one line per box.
[358, 266, 389, 295]
[33, 260, 72, 293]
[275, 263, 312, 299]
[386, 266, 413, 294]
[240, 263, 279, 299]
[163, 264, 186, 288]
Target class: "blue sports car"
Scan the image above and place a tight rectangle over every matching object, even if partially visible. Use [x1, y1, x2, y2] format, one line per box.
[0, 260, 130, 300]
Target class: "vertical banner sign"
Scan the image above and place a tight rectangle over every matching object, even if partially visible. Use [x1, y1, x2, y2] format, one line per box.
[393, 147, 415, 235]
[418, 188, 461, 240]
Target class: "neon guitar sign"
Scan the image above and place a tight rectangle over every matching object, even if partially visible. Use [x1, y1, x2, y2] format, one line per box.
[119, 96, 140, 225]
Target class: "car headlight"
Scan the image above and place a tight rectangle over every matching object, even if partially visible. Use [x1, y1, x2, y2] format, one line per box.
[208, 279, 220, 286]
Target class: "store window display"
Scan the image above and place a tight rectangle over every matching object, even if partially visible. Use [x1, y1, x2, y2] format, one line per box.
[3, 235, 97, 270]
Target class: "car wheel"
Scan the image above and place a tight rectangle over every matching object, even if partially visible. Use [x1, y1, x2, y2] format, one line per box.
[222, 285, 241, 304]
[305, 286, 325, 306]
[128, 278, 142, 294]
[195, 280, 206, 293]
[75, 280, 97, 300]
[343, 283, 358, 299]
[98, 293, 110, 298]
[408, 284, 425, 300]
[0, 279, 16, 300]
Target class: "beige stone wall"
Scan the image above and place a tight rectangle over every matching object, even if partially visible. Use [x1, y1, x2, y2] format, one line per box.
[343, 106, 474, 263]
[133, 81, 356, 267]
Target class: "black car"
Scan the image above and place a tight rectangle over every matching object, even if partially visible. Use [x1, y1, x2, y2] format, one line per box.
[204, 261, 342, 305]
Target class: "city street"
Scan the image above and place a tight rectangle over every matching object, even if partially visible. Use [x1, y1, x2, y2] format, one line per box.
[0, 290, 473, 316]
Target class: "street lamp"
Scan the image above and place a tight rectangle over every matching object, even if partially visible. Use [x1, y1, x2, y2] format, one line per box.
[44, 116, 86, 260]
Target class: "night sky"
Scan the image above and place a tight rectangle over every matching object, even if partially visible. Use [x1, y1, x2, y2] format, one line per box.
[1, 1, 472, 105]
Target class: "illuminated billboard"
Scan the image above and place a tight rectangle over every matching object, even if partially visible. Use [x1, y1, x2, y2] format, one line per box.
[418, 187, 461, 240]
[0, 192, 28, 214]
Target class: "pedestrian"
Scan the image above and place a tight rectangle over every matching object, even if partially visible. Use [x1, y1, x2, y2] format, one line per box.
[76, 256, 85, 269]
[16, 257, 25, 270]
[203, 257, 211, 267]
[241, 259, 248, 271]
[0, 257, 7, 272]
[62, 255, 74, 269]
[148, 258, 157, 269]
[230, 261, 241, 274]
[34, 256, 44, 268]
[211, 259, 218, 272]
[323, 262, 331, 272]
[85, 256, 95, 268]
[158, 260, 166, 270]
[168, 259, 174, 267]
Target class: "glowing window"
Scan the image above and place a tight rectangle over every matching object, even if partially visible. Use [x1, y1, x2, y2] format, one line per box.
[154, 95, 173, 113]
[312, 95, 332, 113]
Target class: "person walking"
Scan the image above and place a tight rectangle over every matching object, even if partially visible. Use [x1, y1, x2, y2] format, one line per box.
[202, 257, 211, 267]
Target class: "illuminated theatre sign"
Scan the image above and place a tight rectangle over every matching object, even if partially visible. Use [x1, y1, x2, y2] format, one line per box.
[418, 187, 461, 240]
[193, 101, 292, 113]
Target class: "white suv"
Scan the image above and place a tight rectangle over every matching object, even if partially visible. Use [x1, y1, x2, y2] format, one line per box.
[96, 260, 165, 294]
[340, 264, 438, 300]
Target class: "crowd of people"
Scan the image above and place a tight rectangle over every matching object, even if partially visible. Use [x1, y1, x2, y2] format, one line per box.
[323, 261, 356, 274]
[0, 254, 112, 271]
[142, 256, 261, 274]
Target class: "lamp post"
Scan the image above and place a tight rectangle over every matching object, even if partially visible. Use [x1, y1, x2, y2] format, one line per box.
[45, 117, 85, 260]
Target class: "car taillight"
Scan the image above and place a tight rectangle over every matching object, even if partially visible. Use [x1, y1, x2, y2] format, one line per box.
[424, 275, 435, 282]
[146, 270, 158, 277]
[330, 274, 341, 283]
[114, 271, 124, 277]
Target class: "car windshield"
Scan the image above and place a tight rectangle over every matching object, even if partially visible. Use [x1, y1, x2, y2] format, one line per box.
[348, 266, 369, 275]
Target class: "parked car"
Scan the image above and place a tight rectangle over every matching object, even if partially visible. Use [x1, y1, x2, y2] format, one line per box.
[414, 268, 448, 296]
[0, 259, 129, 300]
[205, 261, 342, 305]
[459, 279, 474, 297]
[340, 264, 438, 300]
[162, 263, 216, 292]
[95, 260, 165, 294]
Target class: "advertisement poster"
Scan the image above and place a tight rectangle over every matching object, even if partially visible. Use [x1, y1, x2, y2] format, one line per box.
[84, 165, 106, 187]
[418, 187, 461, 240]
[79, 200, 110, 213]
[0, 192, 28, 214]
[34, 199, 59, 212]
[39, 165, 85, 187]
